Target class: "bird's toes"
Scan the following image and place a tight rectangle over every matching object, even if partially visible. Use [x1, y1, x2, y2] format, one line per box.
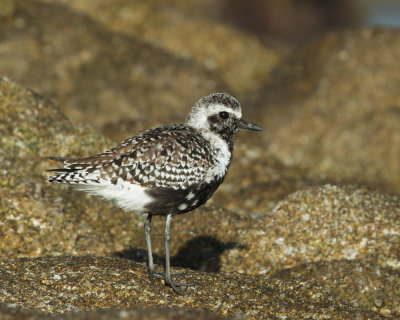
[168, 280, 194, 295]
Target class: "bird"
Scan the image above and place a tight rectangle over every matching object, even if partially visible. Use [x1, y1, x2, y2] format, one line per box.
[45, 93, 263, 294]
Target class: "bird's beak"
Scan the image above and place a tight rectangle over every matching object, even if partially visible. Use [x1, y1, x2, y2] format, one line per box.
[238, 118, 263, 131]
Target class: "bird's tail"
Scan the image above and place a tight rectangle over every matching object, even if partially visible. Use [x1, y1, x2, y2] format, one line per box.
[44, 156, 101, 184]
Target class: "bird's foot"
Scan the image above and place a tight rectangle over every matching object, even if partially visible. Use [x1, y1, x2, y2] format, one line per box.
[148, 269, 157, 284]
[165, 278, 194, 295]
[150, 272, 193, 295]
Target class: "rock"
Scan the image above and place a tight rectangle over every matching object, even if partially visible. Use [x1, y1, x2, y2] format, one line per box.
[220, 0, 361, 42]
[149, 184, 400, 316]
[1, 78, 396, 317]
[0, 256, 385, 319]
[192, 185, 400, 273]
[0, 76, 306, 259]
[39, 0, 280, 96]
[212, 142, 316, 213]
[258, 28, 400, 193]
[164, 185, 400, 275]
[0, 0, 227, 134]
[0, 0, 17, 18]
[272, 259, 400, 317]
[0, 78, 390, 319]
[0, 77, 143, 258]
[0, 304, 230, 320]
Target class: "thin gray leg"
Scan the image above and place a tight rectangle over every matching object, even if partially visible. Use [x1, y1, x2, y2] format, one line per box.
[144, 213, 155, 283]
[164, 214, 173, 287]
[164, 213, 193, 295]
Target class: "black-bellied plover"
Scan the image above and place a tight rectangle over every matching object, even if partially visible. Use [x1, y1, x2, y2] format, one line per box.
[46, 93, 262, 294]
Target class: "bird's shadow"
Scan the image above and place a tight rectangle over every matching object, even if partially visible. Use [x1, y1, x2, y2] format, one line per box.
[114, 235, 246, 273]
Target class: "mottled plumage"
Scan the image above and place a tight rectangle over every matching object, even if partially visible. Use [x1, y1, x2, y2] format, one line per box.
[46, 93, 262, 294]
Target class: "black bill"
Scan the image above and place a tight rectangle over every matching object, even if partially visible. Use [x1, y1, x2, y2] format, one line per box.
[238, 118, 263, 131]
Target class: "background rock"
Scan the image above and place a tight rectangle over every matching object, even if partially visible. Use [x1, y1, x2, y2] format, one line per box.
[258, 28, 400, 194]
[221, 0, 361, 43]
[39, 0, 280, 97]
[0, 0, 227, 134]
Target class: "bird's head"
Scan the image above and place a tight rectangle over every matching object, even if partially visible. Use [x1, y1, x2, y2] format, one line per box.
[186, 93, 263, 139]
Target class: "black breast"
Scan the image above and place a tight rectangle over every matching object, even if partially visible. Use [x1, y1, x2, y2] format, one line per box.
[144, 178, 223, 216]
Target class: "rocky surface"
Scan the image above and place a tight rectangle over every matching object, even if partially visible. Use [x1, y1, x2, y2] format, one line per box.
[0, 0, 279, 141]
[151, 184, 400, 315]
[1, 76, 396, 318]
[272, 259, 400, 316]
[163, 185, 400, 274]
[0, 1, 400, 319]
[0, 303, 230, 320]
[0, 77, 142, 258]
[0, 0, 227, 131]
[258, 28, 400, 194]
[0, 256, 386, 319]
[39, 0, 280, 96]
[212, 142, 316, 213]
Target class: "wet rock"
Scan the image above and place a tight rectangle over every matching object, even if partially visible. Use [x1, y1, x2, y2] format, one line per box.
[0, 256, 385, 319]
[259, 28, 400, 193]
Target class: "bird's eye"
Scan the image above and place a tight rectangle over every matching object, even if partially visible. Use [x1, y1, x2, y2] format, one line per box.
[219, 111, 229, 119]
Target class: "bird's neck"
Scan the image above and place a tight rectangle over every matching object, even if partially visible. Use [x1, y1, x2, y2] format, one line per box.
[200, 129, 233, 154]
[199, 130, 233, 182]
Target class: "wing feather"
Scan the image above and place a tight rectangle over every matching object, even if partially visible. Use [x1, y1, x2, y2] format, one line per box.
[101, 126, 215, 189]
[47, 125, 215, 189]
